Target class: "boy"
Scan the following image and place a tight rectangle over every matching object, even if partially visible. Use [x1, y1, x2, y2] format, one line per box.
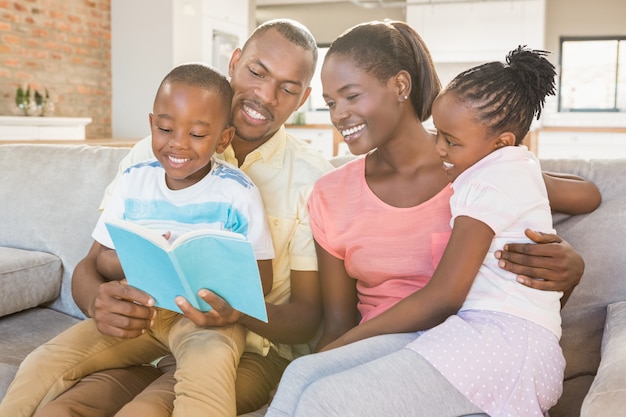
[0, 63, 274, 417]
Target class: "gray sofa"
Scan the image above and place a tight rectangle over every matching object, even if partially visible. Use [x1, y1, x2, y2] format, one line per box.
[1, 143, 625, 416]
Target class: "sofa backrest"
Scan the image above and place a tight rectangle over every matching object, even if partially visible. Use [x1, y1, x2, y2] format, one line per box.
[0, 144, 130, 318]
[540, 158, 626, 381]
[1, 145, 622, 385]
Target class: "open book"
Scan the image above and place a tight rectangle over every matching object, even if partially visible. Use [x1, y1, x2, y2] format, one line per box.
[105, 218, 268, 322]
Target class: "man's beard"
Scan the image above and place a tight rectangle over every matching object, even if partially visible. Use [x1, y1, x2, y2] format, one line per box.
[234, 125, 270, 144]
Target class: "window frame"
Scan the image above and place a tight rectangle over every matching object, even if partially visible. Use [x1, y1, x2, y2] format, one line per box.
[558, 35, 626, 113]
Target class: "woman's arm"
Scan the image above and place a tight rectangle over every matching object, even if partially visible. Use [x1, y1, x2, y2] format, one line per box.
[542, 171, 601, 215]
[314, 241, 361, 352]
[320, 216, 494, 351]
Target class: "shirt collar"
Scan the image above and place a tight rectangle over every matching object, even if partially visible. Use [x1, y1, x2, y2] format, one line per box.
[222, 126, 287, 170]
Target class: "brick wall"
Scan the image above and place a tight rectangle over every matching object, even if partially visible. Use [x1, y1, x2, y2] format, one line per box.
[0, 0, 111, 138]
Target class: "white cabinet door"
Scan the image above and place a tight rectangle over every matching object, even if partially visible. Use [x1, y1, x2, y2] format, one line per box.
[537, 131, 626, 159]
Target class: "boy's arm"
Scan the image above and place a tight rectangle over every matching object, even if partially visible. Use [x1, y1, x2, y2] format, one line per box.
[320, 216, 493, 351]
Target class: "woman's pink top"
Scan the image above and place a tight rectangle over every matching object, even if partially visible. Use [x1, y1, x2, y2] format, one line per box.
[308, 156, 453, 322]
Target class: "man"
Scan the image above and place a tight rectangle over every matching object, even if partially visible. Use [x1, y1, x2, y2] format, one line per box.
[31, 19, 584, 417]
[31, 19, 329, 417]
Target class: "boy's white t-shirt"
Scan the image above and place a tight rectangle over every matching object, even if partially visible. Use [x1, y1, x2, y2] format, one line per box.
[93, 157, 274, 260]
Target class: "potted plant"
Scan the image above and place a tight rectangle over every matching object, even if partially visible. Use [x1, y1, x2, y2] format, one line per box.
[15, 85, 53, 116]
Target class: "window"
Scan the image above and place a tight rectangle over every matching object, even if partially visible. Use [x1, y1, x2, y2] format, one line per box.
[559, 37, 626, 112]
[308, 46, 329, 111]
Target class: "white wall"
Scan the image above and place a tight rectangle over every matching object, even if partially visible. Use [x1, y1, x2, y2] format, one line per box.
[111, 0, 176, 139]
[112, 0, 626, 138]
[256, 2, 404, 45]
[111, 0, 250, 139]
[407, 0, 545, 64]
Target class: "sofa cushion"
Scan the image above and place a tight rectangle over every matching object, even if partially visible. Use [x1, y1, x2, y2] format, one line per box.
[0, 307, 81, 399]
[551, 375, 595, 417]
[0, 247, 62, 317]
[580, 301, 626, 416]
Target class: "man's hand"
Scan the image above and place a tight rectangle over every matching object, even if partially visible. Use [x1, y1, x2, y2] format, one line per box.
[91, 280, 156, 338]
[495, 229, 584, 293]
[175, 289, 242, 327]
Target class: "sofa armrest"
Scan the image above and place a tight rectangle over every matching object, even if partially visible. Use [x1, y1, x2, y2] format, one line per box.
[581, 301, 626, 416]
[0, 247, 62, 317]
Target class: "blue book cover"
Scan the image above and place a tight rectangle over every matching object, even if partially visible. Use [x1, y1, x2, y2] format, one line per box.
[105, 218, 268, 322]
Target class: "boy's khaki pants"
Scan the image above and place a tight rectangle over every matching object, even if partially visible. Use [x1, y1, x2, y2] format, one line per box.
[0, 309, 245, 417]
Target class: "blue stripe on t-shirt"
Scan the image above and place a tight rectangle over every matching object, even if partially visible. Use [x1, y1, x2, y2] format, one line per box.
[212, 163, 254, 189]
[124, 199, 249, 236]
[123, 159, 161, 175]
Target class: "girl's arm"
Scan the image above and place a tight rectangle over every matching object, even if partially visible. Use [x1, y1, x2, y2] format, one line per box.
[314, 241, 361, 352]
[542, 172, 601, 215]
[320, 216, 494, 351]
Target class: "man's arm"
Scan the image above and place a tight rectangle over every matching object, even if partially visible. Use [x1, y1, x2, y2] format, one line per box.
[542, 171, 601, 215]
[495, 229, 584, 306]
[176, 269, 322, 345]
[72, 240, 156, 338]
[242, 269, 321, 344]
[500, 171, 600, 305]
[74, 135, 159, 337]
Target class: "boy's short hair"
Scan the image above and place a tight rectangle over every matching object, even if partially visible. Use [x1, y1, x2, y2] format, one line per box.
[156, 63, 233, 120]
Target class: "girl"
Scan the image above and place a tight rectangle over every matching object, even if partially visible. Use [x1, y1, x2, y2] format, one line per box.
[266, 21, 601, 417]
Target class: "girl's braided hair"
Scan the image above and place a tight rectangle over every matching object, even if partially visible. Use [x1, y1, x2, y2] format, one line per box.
[446, 46, 556, 144]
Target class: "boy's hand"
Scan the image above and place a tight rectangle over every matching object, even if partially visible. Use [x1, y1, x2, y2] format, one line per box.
[175, 290, 241, 327]
[92, 280, 156, 338]
[495, 229, 584, 292]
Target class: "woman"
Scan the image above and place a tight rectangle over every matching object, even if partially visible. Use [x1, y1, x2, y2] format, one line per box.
[266, 20, 600, 417]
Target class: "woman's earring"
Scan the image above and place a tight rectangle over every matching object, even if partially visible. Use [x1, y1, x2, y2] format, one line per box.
[404, 95, 408, 100]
